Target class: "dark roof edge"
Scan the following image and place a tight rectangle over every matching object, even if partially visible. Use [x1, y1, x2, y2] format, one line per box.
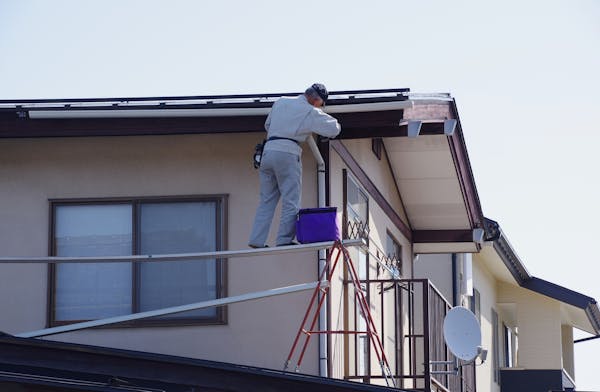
[586, 303, 600, 334]
[0, 88, 411, 105]
[489, 225, 531, 285]
[486, 217, 600, 334]
[0, 334, 399, 392]
[523, 277, 600, 334]
[448, 99, 485, 231]
[522, 276, 595, 308]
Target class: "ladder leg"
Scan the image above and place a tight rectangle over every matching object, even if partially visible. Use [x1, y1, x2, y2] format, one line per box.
[284, 242, 343, 371]
[285, 241, 396, 387]
[342, 247, 397, 387]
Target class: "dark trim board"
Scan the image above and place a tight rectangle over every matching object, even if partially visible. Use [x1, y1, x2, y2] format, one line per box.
[0, 110, 416, 139]
[0, 335, 404, 392]
[499, 369, 574, 392]
[338, 122, 445, 140]
[0, 116, 268, 138]
[447, 99, 485, 232]
[330, 140, 412, 241]
[412, 230, 473, 243]
[522, 277, 597, 309]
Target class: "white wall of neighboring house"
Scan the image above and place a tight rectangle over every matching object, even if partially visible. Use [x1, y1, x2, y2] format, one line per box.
[496, 282, 563, 370]
[472, 252, 501, 392]
[413, 253, 453, 304]
[417, 246, 584, 391]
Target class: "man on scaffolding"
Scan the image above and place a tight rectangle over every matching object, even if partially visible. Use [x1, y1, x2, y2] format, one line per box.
[249, 83, 341, 248]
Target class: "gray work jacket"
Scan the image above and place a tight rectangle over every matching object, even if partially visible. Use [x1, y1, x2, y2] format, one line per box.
[263, 94, 341, 156]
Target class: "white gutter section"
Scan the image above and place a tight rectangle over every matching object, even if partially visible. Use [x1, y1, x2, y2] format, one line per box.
[16, 281, 329, 338]
[27, 101, 414, 119]
[307, 136, 329, 377]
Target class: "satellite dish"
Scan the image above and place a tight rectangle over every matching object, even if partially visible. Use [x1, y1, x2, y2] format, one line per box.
[443, 306, 482, 361]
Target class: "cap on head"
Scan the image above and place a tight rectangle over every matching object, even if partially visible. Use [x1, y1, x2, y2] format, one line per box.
[310, 83, 328, 103]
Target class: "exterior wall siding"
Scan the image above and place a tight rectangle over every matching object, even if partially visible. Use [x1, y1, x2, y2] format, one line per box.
[0, 133, 321, 373]
[0, 134, 417, 382]
[341, 139, 410, 228]
[328, 142, 412, 385]
[413, 254, 453, 303]
[497, 281, 563, 369]
[472, 253, 501, 392]
[561, 325, 575, 381]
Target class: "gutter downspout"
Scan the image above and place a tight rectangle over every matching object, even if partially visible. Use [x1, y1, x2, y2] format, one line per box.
[451, 253, 458, 306]
[307, 136, 328, 377]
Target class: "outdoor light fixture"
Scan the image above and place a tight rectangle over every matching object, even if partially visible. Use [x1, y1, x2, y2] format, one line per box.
[472, 228, 485, 244]
[444, 119, 457, 135]
[477, 346, 488, 364]
[407, 120, 422, 138]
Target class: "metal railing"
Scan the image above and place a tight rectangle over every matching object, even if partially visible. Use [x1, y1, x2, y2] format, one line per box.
[344, 278, 475, 392]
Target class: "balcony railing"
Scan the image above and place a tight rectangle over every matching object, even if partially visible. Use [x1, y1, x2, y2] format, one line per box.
[344, 278, 476, 392]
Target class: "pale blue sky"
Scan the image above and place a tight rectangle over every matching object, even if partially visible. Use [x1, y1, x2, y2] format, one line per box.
[1, 0, 599, 388]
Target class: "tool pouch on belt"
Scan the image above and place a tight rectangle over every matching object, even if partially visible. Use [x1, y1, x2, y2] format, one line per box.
[253, 140, 266, 169]
[253, 137, 300, 169]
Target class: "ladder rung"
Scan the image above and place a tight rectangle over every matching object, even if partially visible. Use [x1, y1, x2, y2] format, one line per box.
[305, 330, 370, 335]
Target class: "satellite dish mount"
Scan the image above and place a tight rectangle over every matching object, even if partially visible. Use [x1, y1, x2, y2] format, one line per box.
[430, 306, 487, 376]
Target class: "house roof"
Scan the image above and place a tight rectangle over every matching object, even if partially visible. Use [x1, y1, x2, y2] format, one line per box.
[0, 333, 403, 392]
[481, 218, 600, 335]
[0, 88, 485, 252]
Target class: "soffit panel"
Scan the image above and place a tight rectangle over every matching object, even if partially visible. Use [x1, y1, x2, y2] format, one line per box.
[385, 135, 471, 230]
[561, 303, 595, 334]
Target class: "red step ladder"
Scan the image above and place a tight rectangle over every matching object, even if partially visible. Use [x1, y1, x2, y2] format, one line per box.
[284, 240, 396, 388]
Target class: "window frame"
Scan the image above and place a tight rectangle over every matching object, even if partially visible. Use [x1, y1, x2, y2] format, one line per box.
[342, 170, 371, 378]
[491, 308, 500, 384]
[48, 195, 228, 328]
[470, 288, 481, 324]
[371, 138, 383, 160]
[384, 230, 402, 277]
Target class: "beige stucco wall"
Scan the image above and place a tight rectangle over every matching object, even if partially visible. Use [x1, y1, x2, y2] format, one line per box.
[0, 133, 322, 373]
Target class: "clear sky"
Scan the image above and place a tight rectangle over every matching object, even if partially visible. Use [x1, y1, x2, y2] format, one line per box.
[1, 0, 599, 389]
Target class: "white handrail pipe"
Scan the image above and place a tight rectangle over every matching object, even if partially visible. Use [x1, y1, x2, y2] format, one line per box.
[17, 281, 329, 339]
[0, 239, 363, 264]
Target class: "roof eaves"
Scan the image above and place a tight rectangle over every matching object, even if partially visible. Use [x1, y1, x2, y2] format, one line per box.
[585, 302, 600, 334]
[0, 88, 411, 111]
[491, 227, 531, 285]
[448, 99, 485, 232]
[486, 218, 600, 334]
[521, 276, 595, 309]
[521, 277, 600, 334]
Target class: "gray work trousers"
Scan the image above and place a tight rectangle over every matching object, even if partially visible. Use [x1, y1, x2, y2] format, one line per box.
[249, 150, 302, 247]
